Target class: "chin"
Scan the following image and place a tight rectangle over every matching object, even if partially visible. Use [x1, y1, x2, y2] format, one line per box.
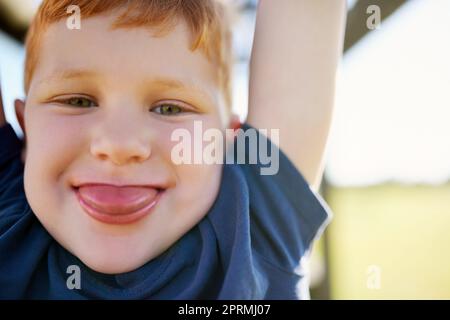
[72, 241, 157, 274]
[80, 252, 149, 275]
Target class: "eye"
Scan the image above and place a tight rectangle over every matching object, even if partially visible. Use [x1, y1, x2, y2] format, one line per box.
[62, 97, 97, 108]
[152, 104, 185, 116]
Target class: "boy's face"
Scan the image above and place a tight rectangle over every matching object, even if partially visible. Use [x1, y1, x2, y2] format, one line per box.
[24, 14, 228, 273]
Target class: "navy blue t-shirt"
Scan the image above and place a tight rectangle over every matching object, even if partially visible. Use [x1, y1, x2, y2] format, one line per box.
[0, 122, 331, 299]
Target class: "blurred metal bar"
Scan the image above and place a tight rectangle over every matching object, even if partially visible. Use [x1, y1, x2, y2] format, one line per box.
[0, 3, 26, 42]
[344, 0, 407, 52]
[0, 0, 36, 42]
[0, 0, 409, 53]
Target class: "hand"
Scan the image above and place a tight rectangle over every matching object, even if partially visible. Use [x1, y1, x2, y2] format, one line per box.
[0, 82, 6, 127]
[15, 99, 27, 164]
[0, 78, 27, 163]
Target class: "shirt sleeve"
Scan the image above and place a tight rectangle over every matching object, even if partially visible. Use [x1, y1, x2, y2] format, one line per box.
[0, 123, 25, 212]
[236, 122, 332, 272]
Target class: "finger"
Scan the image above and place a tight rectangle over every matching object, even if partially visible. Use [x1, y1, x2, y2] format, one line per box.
[0, 78, 6, 125]
[14, 98, 26, 135]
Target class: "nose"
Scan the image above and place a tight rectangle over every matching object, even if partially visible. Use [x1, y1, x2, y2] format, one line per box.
[90, 113, 152, 166]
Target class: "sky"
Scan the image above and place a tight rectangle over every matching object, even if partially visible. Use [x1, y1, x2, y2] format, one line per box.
[0, 0, 449, 187]
[326, 0, 450, 186]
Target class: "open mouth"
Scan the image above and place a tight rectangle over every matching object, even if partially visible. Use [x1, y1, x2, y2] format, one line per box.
[73, 185, 164, 225]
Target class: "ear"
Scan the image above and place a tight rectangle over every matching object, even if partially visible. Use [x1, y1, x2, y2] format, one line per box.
[14, 99, 26, 136]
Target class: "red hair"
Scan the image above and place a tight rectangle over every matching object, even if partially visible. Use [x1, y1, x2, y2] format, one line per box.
[24, 0, 233, 108]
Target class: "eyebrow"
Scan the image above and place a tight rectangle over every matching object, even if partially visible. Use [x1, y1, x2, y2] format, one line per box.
[40, 69, 215, 104]
[42, 69, 99, 82]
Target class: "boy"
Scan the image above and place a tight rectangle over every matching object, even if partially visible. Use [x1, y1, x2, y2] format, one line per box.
[0, 0, 346, 299]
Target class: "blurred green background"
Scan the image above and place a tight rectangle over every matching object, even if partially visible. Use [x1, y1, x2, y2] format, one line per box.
[314, 184, 450, 299]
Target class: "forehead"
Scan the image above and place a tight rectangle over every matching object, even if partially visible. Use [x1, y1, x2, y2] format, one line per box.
[31, 14, 220, 97]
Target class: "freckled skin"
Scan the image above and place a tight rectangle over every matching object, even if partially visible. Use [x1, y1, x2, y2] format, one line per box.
[23, 14, 231, 274]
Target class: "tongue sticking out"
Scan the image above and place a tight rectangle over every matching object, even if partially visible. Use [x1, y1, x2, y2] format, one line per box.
[77, 185, 159, 215]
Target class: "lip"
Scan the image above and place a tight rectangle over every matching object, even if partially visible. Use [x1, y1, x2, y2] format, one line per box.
[74, 186, 163, 225]
[72, 181, 166, 189]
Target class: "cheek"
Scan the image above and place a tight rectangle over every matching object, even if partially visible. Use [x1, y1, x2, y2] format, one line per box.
[153, 121, 223, 217]
[26, 113, 86, 167]
[24, 114, 86, 208]
[167, 162, 222, 232]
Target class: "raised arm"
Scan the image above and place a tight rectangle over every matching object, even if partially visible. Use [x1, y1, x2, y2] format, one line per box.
[247, 0, 347, 191]
[0, 75, 27, 162]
